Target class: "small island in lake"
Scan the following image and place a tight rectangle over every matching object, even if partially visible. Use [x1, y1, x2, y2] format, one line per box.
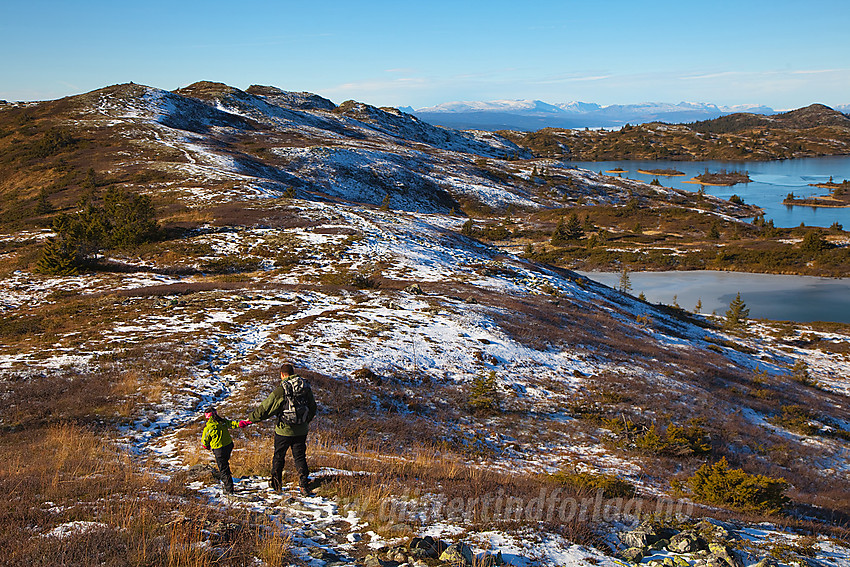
[687, 169, 752, 186]
[808, 177, 849, 190]
[785, 179, 850, 207]
[637, 168, 685, 176]
[605, 168, 628, 174]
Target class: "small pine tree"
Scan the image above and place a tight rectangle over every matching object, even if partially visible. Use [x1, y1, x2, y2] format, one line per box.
[694, 298, 703, 313]
[725, 292, 750, 329]
[468, 370, 501, 414]
[551, 217, 568, 246]
[800, 230, 830, 254]
[36, 237, 81, 275]
[707, 221, 721, 239]
[686, 457, 788, 514]
[790, 360, 816, 386]
[34, 188, 54, 215]
[618, 267, 632, 294]
[380, 193, 391, 211]
[564, 212, 584, 240]
[461, 219, 474, 237]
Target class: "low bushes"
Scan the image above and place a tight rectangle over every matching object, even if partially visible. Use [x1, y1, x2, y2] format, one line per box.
[679, 457, 789, 514]
[551, 468, 636, 498]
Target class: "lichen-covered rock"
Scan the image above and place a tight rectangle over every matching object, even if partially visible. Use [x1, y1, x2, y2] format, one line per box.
[668, 531, 703, 554]
[696, 519, 735, 543]
[752, 558, 778, 567]
[621, 529, 656, 549]
[620, 547, 646, 563]
[440, 543, 474, 566]
[404, 283, 424, 295]
[708, 543, 744, 567]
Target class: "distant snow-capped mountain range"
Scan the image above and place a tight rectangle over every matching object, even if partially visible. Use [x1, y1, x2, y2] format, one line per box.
[400, 99, 791, 131]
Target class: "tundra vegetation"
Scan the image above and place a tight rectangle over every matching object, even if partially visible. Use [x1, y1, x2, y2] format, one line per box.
[0, 82, 848, 566]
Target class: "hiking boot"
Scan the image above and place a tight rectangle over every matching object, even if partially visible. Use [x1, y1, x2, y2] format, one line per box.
[299, 486, 313, 497]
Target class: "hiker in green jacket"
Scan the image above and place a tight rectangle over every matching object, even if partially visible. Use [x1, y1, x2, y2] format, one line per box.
[239, 363, 317, 496]
[201, 407, 242, 494]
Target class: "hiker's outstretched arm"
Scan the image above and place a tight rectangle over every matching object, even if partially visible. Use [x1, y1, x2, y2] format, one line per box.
[248, 387, 283, 423]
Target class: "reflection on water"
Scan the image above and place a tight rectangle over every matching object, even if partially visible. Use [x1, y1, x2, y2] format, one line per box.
[569, 155, 850, 228]
[578, 270, 850, 324]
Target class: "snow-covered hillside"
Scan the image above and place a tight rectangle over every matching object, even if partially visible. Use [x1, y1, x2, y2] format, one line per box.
[1, 81, 848, 566]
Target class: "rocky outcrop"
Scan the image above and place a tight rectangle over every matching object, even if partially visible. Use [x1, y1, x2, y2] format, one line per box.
[364, 537, 503, 567]
[617, 521, 753, 567]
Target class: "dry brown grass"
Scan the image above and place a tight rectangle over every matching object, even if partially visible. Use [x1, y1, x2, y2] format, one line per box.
[0, 423, 292, 566]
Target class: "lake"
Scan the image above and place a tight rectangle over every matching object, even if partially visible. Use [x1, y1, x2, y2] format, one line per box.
[578, 270, 850, 324]
[569, 155, 850, 229]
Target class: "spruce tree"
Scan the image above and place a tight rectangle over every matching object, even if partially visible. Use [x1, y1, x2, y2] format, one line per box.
[36, 237, 81, 275]
[469, 370, 501, 414]
[724, 292, 750, 329]
[707, 221, 721, 239]
[564, 212, 584, 240]
[617, 267, 632, 294]
[551, 217, 568, 246]
[34, 189, 54, 215]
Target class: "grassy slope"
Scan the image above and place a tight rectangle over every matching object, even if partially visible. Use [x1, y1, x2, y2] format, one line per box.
[1, 84, 849, 565]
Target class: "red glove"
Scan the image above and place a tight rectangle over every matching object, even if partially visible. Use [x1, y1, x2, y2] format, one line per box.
[238, 420, 252, 428]
[203, 444, 210, 450]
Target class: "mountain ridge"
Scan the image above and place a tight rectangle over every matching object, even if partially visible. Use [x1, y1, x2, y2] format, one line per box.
[409, 98, 779, 130]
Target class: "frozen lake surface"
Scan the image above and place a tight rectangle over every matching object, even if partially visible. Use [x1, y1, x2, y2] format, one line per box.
[578, 270, 850, 323]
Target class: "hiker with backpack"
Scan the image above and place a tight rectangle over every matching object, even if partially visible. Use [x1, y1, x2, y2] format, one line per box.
[201, 406, 244, 495]
[239, 363, 317, 496]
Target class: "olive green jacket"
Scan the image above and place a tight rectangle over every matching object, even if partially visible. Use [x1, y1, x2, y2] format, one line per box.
[202, 417, 239, 449]
[249, 375, 317, 437]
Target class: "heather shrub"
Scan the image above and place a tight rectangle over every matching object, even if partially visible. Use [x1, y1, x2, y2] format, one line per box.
[768, 405, 820, 436]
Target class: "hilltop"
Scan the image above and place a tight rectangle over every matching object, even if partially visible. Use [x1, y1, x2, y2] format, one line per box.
[1, 82, 849, 566]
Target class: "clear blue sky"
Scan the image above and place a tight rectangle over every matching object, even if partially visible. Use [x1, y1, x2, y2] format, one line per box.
[2, 0, 848, 110]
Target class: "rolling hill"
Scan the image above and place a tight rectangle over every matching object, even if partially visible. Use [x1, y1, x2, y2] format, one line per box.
[1, 81, 848, 566]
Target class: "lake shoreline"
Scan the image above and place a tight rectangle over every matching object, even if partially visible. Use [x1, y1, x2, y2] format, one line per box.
[577, 269, 850, 324]
[570, 155, 850, 229]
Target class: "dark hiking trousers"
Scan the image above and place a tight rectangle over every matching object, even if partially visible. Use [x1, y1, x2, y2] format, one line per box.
[213, 442, 234, 493]
[271, 433, 309, 491]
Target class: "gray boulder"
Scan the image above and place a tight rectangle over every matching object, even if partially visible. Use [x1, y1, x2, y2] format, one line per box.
[621, 525, 662, 548]
[409, 536, 445, 559]
[668, 531, 703, 554]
